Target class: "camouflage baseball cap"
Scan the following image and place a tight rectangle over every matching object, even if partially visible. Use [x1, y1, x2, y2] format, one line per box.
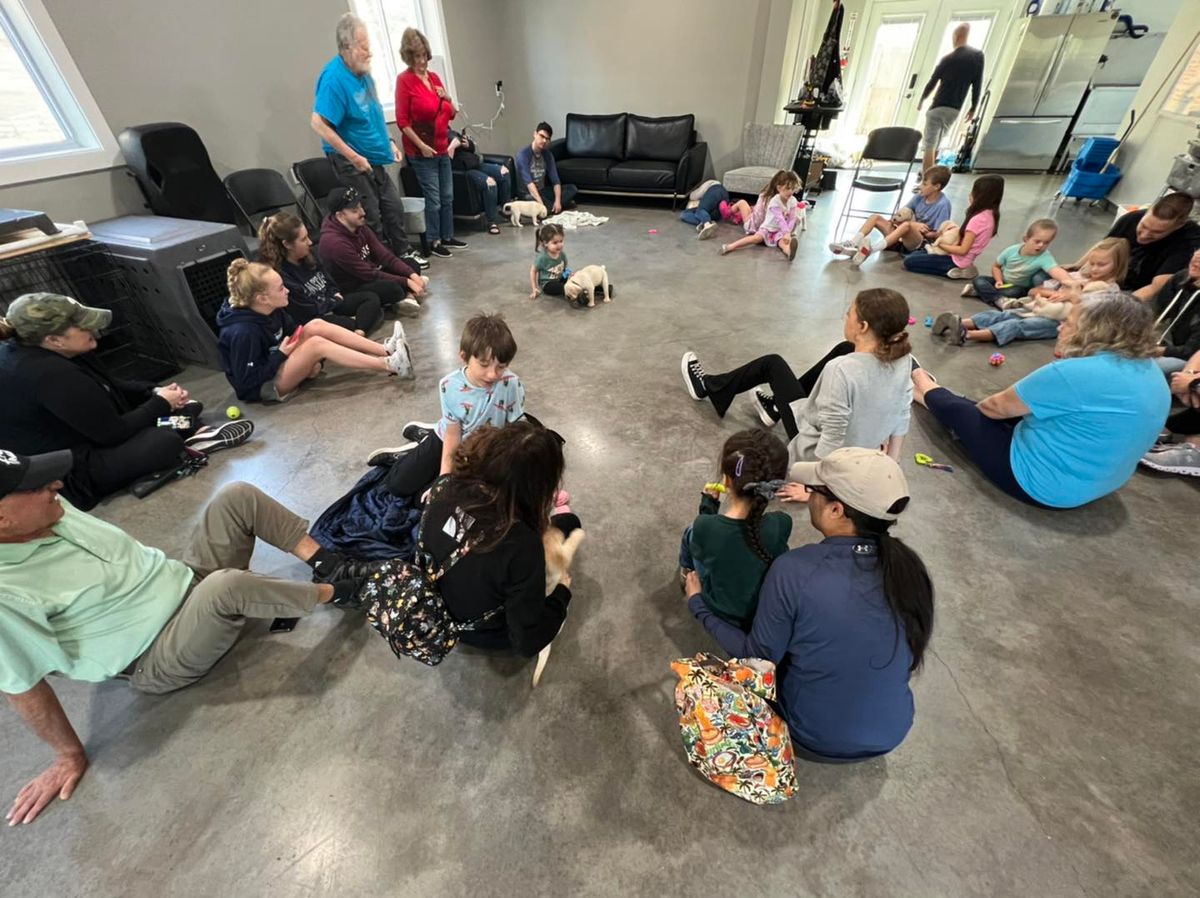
[2, 293, 112, 342]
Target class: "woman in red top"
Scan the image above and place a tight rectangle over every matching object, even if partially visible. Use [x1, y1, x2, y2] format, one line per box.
[395, 28, 463, 259]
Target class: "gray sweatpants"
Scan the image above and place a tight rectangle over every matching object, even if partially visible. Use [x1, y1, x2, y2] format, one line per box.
[130, 483, 321, 694]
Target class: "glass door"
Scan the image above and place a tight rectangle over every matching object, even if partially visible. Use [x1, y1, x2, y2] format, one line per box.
[851, 13, 926, 141]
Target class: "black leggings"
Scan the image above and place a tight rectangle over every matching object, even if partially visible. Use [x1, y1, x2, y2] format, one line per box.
[325, 290, 384, 333]
[923, 387, 1041, 505]
[542, 280, 565, 297]
[704, 342, 854, 439]
[64, 427, 185, 510]
[383, 431, 443, 498]
[359, 278, 410, 308]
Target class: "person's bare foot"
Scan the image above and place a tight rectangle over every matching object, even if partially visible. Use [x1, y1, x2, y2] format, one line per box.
[911, 367, 939, 406]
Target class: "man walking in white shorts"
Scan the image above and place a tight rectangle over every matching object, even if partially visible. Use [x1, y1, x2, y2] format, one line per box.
[916, 23, 984, 178]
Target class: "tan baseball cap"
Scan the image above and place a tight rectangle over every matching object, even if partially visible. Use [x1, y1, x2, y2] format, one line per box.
[789, 447, 910, 521]
[2, 293, 112, 342]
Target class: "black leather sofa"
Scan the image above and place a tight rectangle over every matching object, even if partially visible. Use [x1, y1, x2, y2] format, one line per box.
[549, 113, 708, 208]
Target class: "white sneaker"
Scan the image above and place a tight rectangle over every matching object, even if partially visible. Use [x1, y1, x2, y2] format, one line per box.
[960, 284, 977, 298]
[397, 297, 421, 316]
[383, 322, 405, 354]
[848, 242, 872, 269]
[828, 239, 857, 256]
[385, 343, 414, 378]
[697, 221, 717, 240]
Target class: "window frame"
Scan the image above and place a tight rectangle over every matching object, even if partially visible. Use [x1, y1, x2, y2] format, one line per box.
[347, 0, 458, 122]
[0, 0, 122, 187]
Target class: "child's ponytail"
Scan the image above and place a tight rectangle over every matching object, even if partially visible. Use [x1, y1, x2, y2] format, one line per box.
[719, 430, 789, 564]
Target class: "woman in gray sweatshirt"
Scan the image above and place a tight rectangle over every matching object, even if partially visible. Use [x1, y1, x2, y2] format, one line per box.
[681, 288, 914, 472]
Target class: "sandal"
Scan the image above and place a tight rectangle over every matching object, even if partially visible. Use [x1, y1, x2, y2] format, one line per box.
[488, 223, 500, 235]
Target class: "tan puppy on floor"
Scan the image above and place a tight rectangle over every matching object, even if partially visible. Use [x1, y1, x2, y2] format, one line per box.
[503, 200, 547, 227]
[563, 265, 611, 308]
[534, 527, 585, 687]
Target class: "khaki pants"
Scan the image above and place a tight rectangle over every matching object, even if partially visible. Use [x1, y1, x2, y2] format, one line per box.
[130, 483, 320, 694]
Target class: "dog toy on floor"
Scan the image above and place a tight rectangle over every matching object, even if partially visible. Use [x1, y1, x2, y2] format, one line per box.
[914, 452, 954, 473]
[989, 352, 1006, 367]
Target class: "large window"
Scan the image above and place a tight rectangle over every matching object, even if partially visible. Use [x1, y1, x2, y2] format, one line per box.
[0, 0, 120, 185]
[349, 0, 457, 118]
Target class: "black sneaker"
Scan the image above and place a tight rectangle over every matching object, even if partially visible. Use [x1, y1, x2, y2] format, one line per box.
[681, 351, 708, 400]
[402, 421, 437, 443]
[311, 552, 380, 586]
[366, 443, 417, 466]
[750, 390, 781, 427]
[184, 419, 254, 455]
[401, 252, 430, 271]
[429, 243, 452, 258]
[442, 237, 468, 249]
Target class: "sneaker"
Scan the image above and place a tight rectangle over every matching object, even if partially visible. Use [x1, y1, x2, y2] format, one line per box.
[402, 421, 436, 442]
[697, 221, 717, 240]
[366, 443, 418, 467]
[681, 351, 708, 400]
[386, 344, 414, 378]
[396, 297, 421, 316]
[947, 265, 977, 279]
[960, 284, 978, 298]
[429, 243, 452, 258]
[184, 419, 254, 455]
[932, 311, 966, 345]
[1138, 442, 1200, 477]
[443, 237, 468, 249]
[848, 242, 872, 269]
[750, 390, 781, 427]
[719, 244, 731, 256]
[828, 239, 857, 255]
[383, 322, 406, 354]
[401, 252, 430, 271]
[325, 559, 397, 610]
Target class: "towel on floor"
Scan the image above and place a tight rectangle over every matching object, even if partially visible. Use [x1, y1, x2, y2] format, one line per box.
[543, 210, 609, 229]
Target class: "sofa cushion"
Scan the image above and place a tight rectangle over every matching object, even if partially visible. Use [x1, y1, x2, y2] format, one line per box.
[556, 157, 616, 188]
[625, 114, 693, 162]
[565, 113, 626, 160]
[607, 160, 676, 191]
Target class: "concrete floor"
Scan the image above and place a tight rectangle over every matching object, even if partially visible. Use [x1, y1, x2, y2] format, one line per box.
[2, 174, 1197, 898]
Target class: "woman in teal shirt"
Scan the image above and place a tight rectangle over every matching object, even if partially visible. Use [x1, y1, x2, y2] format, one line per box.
[911, 293, 1169, 508]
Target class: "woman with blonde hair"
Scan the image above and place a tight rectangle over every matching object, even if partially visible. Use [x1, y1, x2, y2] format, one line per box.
[912, 292, 1170, 507]
[216, 259, 412, 402]
[395, 27, 463, 258]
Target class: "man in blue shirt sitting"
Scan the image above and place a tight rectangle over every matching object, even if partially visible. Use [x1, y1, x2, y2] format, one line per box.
[311, 13, 427, 271]
[686, 448, 935, 761]
[514, 122, 577, 215]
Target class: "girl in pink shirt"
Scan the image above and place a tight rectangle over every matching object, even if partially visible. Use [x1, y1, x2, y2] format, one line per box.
[903, 174, 1004, 279]
[719, 170, 804, 262]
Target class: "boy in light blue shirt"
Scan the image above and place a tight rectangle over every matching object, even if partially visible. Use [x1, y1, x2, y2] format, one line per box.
[965, 217, 1072, 306]
[372, 313, 526, 498]
[831, 164, 952, 260]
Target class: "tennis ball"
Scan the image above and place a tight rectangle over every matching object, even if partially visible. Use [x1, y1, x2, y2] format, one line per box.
[226, 405, 242, 419]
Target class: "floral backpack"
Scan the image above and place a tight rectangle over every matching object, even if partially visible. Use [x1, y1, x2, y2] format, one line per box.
[670, 653, 797, 805]
[360, 479, 500, 666]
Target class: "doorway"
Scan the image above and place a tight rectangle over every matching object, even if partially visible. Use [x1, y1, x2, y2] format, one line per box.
[836, 0, 1013, 154]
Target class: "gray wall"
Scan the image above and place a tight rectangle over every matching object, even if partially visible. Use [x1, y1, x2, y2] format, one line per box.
[1, 0, 797, 222]
[1109, 0, 1200, 207]
[496, 0, 796, 176]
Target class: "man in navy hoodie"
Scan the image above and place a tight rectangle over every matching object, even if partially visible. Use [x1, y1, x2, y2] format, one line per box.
[319, 187, 429, 308]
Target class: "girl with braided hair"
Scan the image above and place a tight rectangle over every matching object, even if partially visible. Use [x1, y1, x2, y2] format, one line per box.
[680, 429, 791, 631]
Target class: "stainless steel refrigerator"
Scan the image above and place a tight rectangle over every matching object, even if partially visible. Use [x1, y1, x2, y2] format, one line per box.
[973, 12, 1116, 172]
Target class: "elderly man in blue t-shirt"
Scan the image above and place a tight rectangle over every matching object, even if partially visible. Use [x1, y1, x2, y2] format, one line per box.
[311, 13, 427, 270]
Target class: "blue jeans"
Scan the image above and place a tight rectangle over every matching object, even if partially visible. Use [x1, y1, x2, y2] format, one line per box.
[902, 248, 958, 277]
[1156, 356, 1187, 376]
[680, 183, 729, 226]
[406, 154, 454, 243]
[466, 162, 511, 223]
[969, 310, 1060, 346]
[972, 272, 1050, 307]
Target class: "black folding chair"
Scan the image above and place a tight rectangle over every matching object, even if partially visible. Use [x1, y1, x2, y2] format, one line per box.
[834, 127, 922, 239]
[223, 168, 306, 238]
[118, 122, 237, 223]
[292, 156, 342, 230]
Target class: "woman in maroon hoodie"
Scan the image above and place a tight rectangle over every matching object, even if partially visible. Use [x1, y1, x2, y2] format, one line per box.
[319, 187, 430, 304]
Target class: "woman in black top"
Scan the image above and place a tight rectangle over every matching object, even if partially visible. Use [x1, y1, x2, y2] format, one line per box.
[258, 213, 387, 335]
[421, 421, 578, 656]
[0, 293, 196, 509]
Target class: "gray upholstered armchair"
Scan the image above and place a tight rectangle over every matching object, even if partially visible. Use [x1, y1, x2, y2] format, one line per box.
[721, 123, 804, 196]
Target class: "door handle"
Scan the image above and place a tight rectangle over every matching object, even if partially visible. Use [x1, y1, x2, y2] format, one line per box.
[907, 73, 919, 90]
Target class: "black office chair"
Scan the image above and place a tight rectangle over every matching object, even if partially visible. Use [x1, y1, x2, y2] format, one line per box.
[834, 127, 922, 239]
[292, 156, 342, 228]
[224, 168, 306, 237]
[118, 122, 237, 224]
